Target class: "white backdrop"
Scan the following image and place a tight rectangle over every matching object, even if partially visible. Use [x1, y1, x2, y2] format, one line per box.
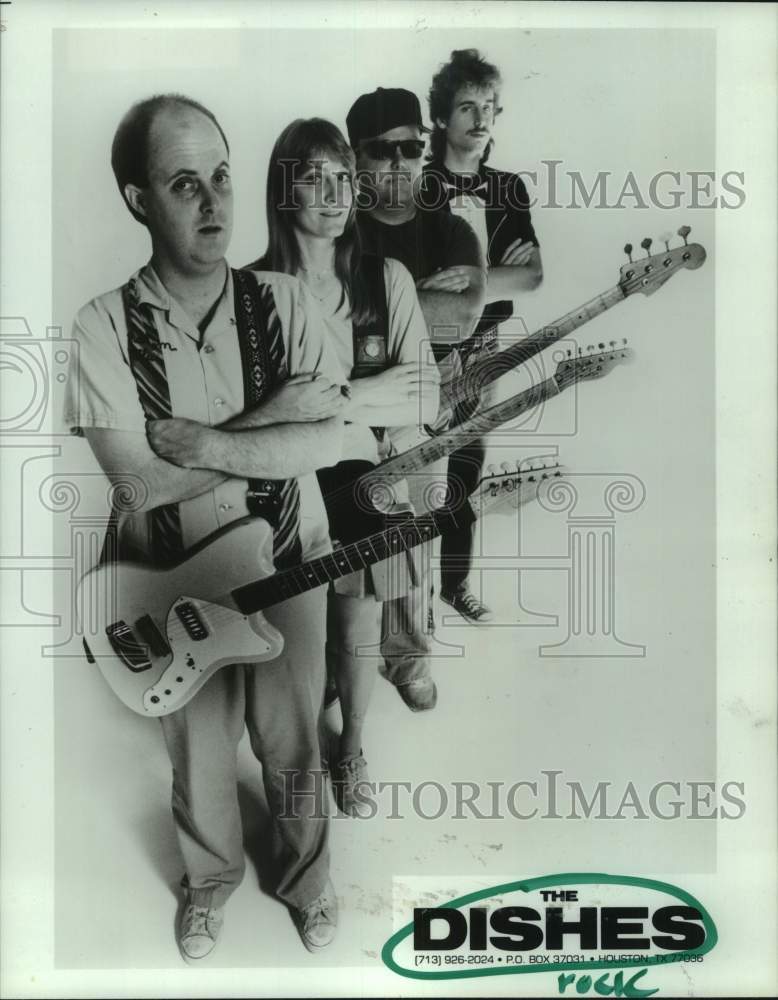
[49, 18, 721, 977]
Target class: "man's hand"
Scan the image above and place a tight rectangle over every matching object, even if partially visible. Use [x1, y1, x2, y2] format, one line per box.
[260, 372, 346, 424]
[500, 238, 536, 266]
[350, 363, 440, 406]
[147, 417, 212, 469]
[416, 266, 472, 294]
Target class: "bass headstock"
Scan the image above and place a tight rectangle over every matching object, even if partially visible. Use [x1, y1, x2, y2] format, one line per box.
[619, 225, 706, 297]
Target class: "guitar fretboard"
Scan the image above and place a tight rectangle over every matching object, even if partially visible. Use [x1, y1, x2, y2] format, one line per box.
[358, 376, 560, 488]
[231, 505, 471, 615]
[443, 285, 626, 411]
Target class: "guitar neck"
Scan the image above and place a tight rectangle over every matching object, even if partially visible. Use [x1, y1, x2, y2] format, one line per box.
[362, 375, 561, 484]
[231, 505, 472, 616]
[444, 283, 626, 410]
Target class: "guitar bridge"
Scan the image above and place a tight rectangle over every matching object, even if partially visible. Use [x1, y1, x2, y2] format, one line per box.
[105, 620, 151, 673]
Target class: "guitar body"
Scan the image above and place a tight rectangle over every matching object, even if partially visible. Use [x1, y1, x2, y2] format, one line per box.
[77, 519, 284, 718]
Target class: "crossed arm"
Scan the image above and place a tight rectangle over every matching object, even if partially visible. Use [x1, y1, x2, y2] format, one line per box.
[486, 237, 543, 299]
[416, 238, 543, 323]
[86, 374, 346, 513]
[415, 264, 486, 343]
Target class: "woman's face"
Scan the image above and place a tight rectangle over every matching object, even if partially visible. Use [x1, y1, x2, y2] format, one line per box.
[292, 151, 354, 242]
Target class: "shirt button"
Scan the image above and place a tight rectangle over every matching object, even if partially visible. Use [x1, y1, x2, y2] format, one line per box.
[229, 317, 237, 326]
[214, 398, 224, 407]
[219, 503, 232, 512]
[203, 344, 215, 354]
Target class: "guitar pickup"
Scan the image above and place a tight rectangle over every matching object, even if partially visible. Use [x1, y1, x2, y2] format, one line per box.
[134, 614, 170, 658]
[105, 620, 151, 673]
[174, 601, 208, 641]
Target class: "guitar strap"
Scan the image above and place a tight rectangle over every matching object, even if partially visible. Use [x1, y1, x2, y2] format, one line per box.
[351, 253, 389, 444]
[117, 269, 302, 570]
[316, 253, 391, 544]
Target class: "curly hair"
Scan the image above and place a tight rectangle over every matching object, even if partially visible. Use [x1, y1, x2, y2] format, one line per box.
[427, 49, 503, 165]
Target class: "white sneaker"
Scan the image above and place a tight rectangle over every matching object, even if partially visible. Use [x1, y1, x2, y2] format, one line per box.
[178, 901, 224, 963]
[293, 878, 338, 952]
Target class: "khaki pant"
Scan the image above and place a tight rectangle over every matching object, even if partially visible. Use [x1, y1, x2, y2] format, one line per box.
[159, 586, 329, 910]
[379, 543, 435, 687]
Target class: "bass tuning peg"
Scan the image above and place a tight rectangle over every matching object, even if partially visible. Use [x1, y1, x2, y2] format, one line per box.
[659, 231, 672, 251]
[623, 243, 633, 262]
[677, 224, 691, 245]
[640, 237, 653, 256]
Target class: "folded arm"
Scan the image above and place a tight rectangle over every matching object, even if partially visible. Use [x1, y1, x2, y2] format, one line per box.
[487, 241, 543, 298]
[416, 265, 487, 345]
[85, 374, 345, 511]
[344, 363, 440, 428]
[146, 374, 345, 478]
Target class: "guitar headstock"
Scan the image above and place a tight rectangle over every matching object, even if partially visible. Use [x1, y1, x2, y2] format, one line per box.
[553, 340, 635, 392]
[471, 458, 564, 517]
[619, 225, 706, 297]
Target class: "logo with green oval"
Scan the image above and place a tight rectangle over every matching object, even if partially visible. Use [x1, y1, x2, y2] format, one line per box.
[382, 872, 717, 989]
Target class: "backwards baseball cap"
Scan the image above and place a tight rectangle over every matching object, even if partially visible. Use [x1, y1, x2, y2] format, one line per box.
[346, 87, 430, 146]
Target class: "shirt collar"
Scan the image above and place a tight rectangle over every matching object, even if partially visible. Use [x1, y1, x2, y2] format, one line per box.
[133, 261, 235, 338]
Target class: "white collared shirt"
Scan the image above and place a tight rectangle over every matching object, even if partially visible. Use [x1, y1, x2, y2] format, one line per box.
[64, 263, 340, 560]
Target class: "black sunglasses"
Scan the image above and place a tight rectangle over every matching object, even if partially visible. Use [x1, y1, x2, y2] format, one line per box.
[360, 138, 426, 161]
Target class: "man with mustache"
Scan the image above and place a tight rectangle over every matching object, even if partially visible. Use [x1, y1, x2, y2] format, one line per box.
[423, 48, 542, 623]
[64, 94, 345, 961]
[346, 86, 487, 712]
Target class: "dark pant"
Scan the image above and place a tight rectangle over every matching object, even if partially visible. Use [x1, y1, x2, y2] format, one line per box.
[440, 438, 486, 597]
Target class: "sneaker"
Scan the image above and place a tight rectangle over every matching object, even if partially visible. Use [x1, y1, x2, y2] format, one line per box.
[440, 589, 493, 624]
[395, 676, 438, 712]
[293, 878, 338, 952]
[178, 901, 224, 963]
[333, 751, 370, 816]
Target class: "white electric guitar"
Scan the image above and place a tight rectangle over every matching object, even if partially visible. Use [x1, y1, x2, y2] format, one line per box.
[77, 460, 562, 718]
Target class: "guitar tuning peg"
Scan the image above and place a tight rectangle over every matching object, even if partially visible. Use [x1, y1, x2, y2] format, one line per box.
[640, 237, 653, 256]
[577, 347, 582, 355]
[566, 349, 572, 358]
[623, 243, 633, 262]
[598, 343, 605, 350]
[677, 224, 691, 245]
[622, 337, 628, 345]
[659, 231, 672, 251]
[609, 340, 616, 348]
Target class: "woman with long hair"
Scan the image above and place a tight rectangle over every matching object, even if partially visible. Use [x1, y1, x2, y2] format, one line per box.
[247, 118, 439, 814]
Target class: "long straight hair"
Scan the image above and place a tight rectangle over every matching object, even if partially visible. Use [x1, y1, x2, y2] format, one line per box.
[264, 117, 376, 324]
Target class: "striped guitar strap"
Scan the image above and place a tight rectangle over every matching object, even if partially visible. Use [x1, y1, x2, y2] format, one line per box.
[121, 277, 184, 566]
[232, 269, 303, 571]
[121, 271, 302, 571]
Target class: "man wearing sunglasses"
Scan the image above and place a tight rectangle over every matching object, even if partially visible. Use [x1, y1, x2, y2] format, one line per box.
[345, 86, 487, 713]
[348, 87, 486, 350]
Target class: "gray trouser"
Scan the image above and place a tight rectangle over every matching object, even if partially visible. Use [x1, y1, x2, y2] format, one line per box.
[159, 587, 329, 910]
[379, 544, 434, 687]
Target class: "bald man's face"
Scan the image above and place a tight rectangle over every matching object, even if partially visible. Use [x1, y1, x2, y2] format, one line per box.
[127, 106, 233, 276]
